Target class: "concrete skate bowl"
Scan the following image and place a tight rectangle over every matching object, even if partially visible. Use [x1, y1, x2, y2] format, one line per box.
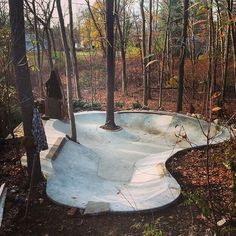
[43, 111, 230, 214]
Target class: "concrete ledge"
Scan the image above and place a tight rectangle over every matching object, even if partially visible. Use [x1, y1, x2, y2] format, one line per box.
[46, 137, 66, 160]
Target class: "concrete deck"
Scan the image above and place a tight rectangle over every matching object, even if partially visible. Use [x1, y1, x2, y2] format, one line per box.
[30, 111, 230, 213]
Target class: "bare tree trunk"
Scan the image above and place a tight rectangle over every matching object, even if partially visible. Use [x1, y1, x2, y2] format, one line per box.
[9, 0, 42, 182]
[159, 0, 171, 108]
[176, 0, 189, 112]
[32, 0, 44, 98]
[68, 0, 81, 99]
[140, 0, 148, 106]
[120, 43, 128, 96]
[133, 16, 143, 86]
[215, 0, 224, 90]
[205, 0, 215, 116]
[222, 24, 230, 100]
[147, 0, 153, 100]
[115, 8, 128, 96]
[103, 0, 118, 130]
[213, 14, 220, 92]
[153, 0, 159, 31]
[45, 27, 53, 69]
[56, 0, 77, 142]
[189, 17, 197, 105]
[49, 28, 57, 56]
[227, 0, 236, 92]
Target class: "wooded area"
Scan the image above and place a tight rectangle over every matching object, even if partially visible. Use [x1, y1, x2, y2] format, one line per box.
[0, 0, 236, 235]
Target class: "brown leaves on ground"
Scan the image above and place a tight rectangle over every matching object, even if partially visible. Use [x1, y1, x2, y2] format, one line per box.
[1, 132, 236, 235]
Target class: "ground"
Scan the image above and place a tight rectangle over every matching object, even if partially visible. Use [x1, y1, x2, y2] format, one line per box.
[1, 86, 236, 235]
[1, 127, 236, 235]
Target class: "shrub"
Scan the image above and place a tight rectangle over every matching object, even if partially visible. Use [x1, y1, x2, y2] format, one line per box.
[127, 46, 140, 58]
[132, 100, 142, 109]
[73, 100, 101, 111]
[142, 105, 150, 110]
[115, 101, 125, 108]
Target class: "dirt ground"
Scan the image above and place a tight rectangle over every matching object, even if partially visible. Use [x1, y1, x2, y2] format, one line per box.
[1, 87, 236, 235]
[1, 118, 236, 235]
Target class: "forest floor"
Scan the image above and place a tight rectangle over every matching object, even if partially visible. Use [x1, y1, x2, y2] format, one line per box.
[1, 93, 236, 236]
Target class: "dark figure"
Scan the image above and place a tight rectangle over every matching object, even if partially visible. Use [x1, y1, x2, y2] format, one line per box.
[45, 70, 62, 99]
[45, 69, 63, 119]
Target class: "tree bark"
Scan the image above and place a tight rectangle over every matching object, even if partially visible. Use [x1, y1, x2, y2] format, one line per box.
[147, 0, 153, 100]
[140, 0, 148, 106]
[205, 0, 215, 116]
[49, 27, 57, 56]
[9, 0, 42, 182]
[56, 0, 77, 142]
[226, 0, 236, 92]
[222, 24, 230, 100]
[115, 7, 128, 96]
[176, 0, 189, 112]
[45, 27, 53, 69]
[103, 0, 118, 129]
[68, 0, 81, 99]
[159, 0, 171, 108]
[32, 0, 44, 98]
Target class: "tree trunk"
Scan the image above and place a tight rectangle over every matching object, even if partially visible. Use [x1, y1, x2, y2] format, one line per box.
[9, 0, 42, 182]
[45, 27, 53, 69]
[227, 0, 236, 92]
[159, 0, 171, 108]
[222, 25, 230, 100]
[115, 11, 128, 96]
[32, 0, 44, 98]
[176, 0, 189, 112]
[56, 0, 77, 142]
[205, 0, 215, 116]
[68, 0, 81, 99]
[147, 0, 153, 100]
[140, 0, 148, 106]
[120, 45, 128, 96]
[49, 27, 57, 57]
[103, 0, 118, 130]
[189, 17, 196, 103]
[215, 0, 224, 91]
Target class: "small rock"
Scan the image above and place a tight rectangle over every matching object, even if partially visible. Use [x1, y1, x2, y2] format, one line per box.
[217, 218, 227, 227]
[196, 114, 202, 119]
[38, 198, 44, 204]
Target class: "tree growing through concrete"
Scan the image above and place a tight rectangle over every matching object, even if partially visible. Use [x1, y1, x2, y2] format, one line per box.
[56, 0, 77, 142]
[101, 0, 119, 130]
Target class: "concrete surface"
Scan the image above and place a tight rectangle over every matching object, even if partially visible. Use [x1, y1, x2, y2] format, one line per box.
[37, 111, 230, 213]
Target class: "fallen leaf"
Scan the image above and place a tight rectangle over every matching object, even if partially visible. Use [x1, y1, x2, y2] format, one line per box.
[67, 207, 77, 216]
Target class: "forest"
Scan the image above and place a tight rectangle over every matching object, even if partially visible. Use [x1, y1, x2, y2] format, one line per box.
[0, 0, 236, 235]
